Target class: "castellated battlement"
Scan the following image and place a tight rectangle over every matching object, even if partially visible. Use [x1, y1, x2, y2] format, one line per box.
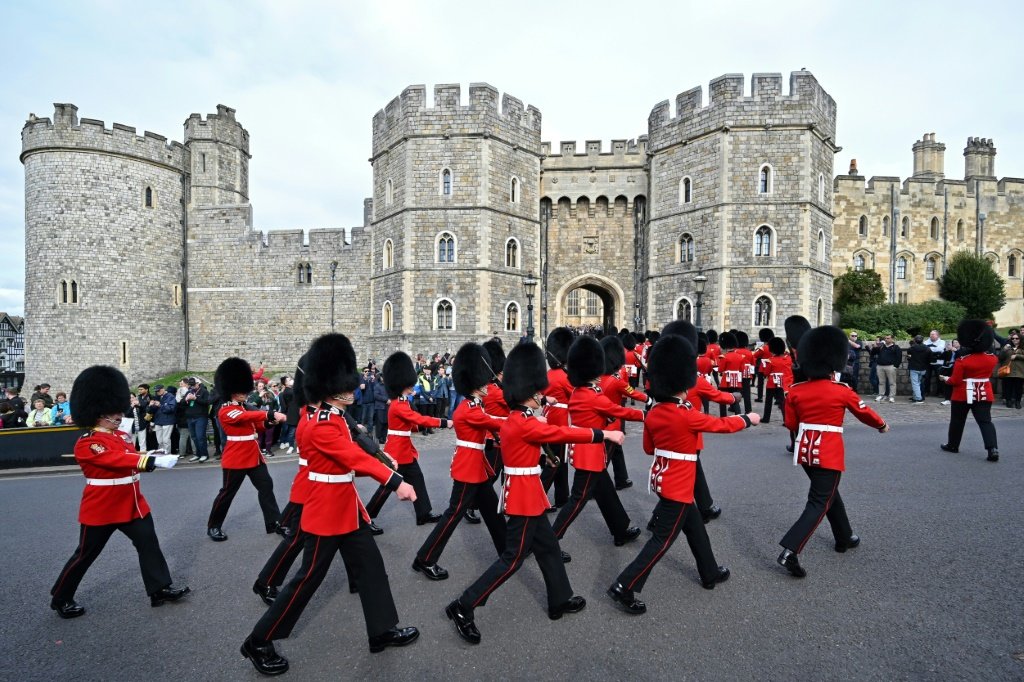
[184, 104, 250, 155]
[541, 137, 648, 160]
[262, 224, 367, 251]
[372, 83, 542, 155]
[647, 71, 837, 151]
[21, 103, 187, 170]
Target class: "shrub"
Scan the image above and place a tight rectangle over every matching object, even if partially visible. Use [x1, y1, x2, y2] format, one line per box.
[938, 251, 1006, 319]
[833, 269, 886, 316]
[840, 301, 966, 337]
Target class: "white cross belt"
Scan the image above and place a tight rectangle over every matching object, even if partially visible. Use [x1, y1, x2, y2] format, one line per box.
[308, 471, 355, 483]
[455, 439, 486, 451]
[85, 474, 140, 486]
[226, 434, 258, 441]
[387, 430, 412, 437]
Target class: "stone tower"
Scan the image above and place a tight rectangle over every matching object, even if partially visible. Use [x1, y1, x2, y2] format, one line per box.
[645, 72, 839, 333]
[20, 103, 188, 390]
[369, 84, 542, 358]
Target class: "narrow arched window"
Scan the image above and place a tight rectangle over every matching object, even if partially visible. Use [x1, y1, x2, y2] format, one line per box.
[901, 217, 909, 238]
[680, 177, 692, 204]
[925, 257, 937, 280]
[505, 238, 520, 268]
[679, 233, 695, 263]
[758, 165, 772, 194]
[383, 239, 394, 269]
[817, 230, 826, 261]
[816, 298, 824, 326]
[505, 302, 520, 331]
[436, 299, 454, 330]
[1009, 254, 1018, 278]
[755, 225, 773, 257]
[930, 217, 940, 240]
[382, 301, 393, 331]
[145, 186, 153, 208]
[437, 232, 456, 263]
[956, 219, 964, 241]
[70, 280, 79, 304]
[567, 290, 580, 316]
[818, 174, 825, 203]
[882, 216, 890, 236]
[585, 291, 600, 316]
[385, 179, 393, 206]
[753, 296, 773, 326]
[858, 215, 868, 237]
[510, 177, 519, 203]
[854, 254, 865, 271]
[60, 280, 68, 304]
[297, 263, 305, 283]
[441, 169, 452, 196]
[305, 263, 312, 284]
[676, 298, 693, 322]
[896, 257, 907, 280]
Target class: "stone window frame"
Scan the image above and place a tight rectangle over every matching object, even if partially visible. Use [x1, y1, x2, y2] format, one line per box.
[882, 215, 890, 237]
[381, 301, 394, 331]
[858, 215, 868, 237]
[895, 253, 912, 280]
[297, 262, 313, 285]
[505, 301, 521, 332]
[678, 233, 695, 263]
[816, 297, 825, 326]
[434, 297, 456, 331]
[144, 185, 155, 209]
[753, 224, 776, 258]
[852, 250, 873, 272]
[440, 168, 453, 197]
[984, 252, 999, 269]
[674, 296, 694, 322]
[119, 340, 129, 367]
[1007, 250, 1022, 278]
[383, 239, 395, 269]
[817, 229, 826, 262]
[679, 176, 693, 205]
[956, 219, 965, 242]
[435, 231, 458, 264]
[504, 238, 520, 269]
[752, 294, 775, 327]
[818, 174, 826, 204]
[929, 217, 941, 241]
[172, 284, 182, 307]
[566, 289, 580, 317]
[900, 216, 910, 238]
[385, 178, 394, 206]
[757, 163, 774, 195]
[57, 278, 81, 305]
[924, 252, 942, 280]
[510, 176, 520, 204]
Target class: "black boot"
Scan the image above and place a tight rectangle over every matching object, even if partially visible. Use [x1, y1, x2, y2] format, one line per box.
[607, 583, 646, 614]
[51, 599, 85, 619]
[777, 549, 806, 578]
[463, 509, 481, 524]
[150, 585, 190, 607]
[987, 448, 999, 462]
[240, 636, 289, 676]
[445, 600, 481, 644]
[411, 557, 449, 581]
[368, 626, 419, 653]
[253, 581, 278, 605]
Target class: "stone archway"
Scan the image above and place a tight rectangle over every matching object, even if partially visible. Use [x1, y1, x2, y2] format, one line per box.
[552, 273, 626, 332]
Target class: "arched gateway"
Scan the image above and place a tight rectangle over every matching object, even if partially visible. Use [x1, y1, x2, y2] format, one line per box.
[552, 273, 625, 332]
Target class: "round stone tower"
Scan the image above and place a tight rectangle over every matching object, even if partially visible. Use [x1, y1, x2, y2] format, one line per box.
[368, 84, 542, 357]
[21, 103, 188, 390]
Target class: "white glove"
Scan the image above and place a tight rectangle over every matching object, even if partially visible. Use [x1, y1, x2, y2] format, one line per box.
[153, 454, 178, 469]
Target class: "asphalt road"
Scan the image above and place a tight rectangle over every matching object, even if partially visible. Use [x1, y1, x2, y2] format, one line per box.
[1, 409, 1022, 681]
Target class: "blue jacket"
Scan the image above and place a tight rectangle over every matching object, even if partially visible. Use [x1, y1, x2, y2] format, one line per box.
[372, 382, 389, 409]
[50, 400, 72, 424]
[153, 392, 178, 426]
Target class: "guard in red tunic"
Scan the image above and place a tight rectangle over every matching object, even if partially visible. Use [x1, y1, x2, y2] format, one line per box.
[241, 334, 419, 676]
[480, 339, 509, 479]
[206, 357, 286, 542]
[599, 335, 652, 490]
[733, 330, 756, 413]
[540, 327, 575, 507]
[753, 328, 775, 402]
[444, 342, 625, 645]
[627, 332, 645, 388]
[940, 319, 1000, 461]
[50, 366, 189, 618]
[608, 335, 759, 614]
[716, 332, 745, 417]
[761, 337, 793, 424]
[365, 351, 450, 527]
[706, 329, 722, 384]
[412, 343, 507, 581]
[552, 336, 643, 548]
[783, 315, 812, 454]
[778, 326, 889, 578]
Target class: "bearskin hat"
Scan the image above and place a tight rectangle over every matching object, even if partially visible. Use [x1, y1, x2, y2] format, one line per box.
[70, 365, 130, 429]
[545, 327, 575, 369]
[734, 330, 750, 349]
[661, 320, 698, 347]
[697, 332, 709, 355]
[291, 353, 309, 408]
[797, 326, 848, 379]
[601, 335, 627, 374]
[647, 335, 698, 401]
[767, 337, 787, 355]
[706, 329, 719, 344]
[382, 351, 418, 399]
[567, 335, 606, 387]
[957, 319, 995, 354]
[303, 333, 359, 403]
[452, 343, 492, 396]
[648, 330, 660, 343]
[718, 331, 738, 350]
[482, 339, 506, 376]
[759, 328, 775, 343]
[785, 315, 812, 352]
[502, 343, 549, 406]
[214, 357, 255, 398]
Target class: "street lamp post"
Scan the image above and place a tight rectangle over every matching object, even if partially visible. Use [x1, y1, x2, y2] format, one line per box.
[330, 261, 338, 330]
[634, 302, 640, 329]
[693, 271, 708, 333]
[523, 274, 538, 343]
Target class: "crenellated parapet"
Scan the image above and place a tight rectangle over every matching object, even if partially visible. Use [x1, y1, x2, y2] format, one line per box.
[184, 104, 250, 156]
[21, 103, 187, 170]
[647, 71, 837, 152]
[371, 83, 542, 156]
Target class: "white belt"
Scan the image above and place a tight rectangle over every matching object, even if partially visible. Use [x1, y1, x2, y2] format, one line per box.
[387, 429, 412, 437]
[653, 449, 698, 461]
[550, 403, 568, 409]
[308, 471, 355, 483]
[455, 439, 486, 451]
[85, 474, 140, 486]
[298, 458, 308, 466]
[724, 370, 743, 384]
[793, 423, 844, 466]
[966, 378, 990, 405]
[503, 466, 541, 475]
[226, 434, 258, 442]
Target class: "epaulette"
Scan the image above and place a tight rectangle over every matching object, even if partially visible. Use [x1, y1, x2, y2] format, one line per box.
[317, 409, 332, 422]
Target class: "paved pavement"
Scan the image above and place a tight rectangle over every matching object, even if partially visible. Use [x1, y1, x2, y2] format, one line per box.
[1, 408, 1021, 681]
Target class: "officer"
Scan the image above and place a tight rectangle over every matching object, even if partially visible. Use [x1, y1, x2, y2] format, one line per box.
[940, 319, 1000, 461]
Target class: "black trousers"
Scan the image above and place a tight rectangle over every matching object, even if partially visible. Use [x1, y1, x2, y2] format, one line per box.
[780, 466, 852, 553]
[51, 514, 172, 601]
[616, 498, 718, 592]
[416, 481, 506, 564]
[946, 400, 998, 450]
[756, 372, 765, 401]
[366, 460, 432, 521]
[251, 525, 398, 642]
[763, 387, 786, 423]
[207, 464, 280, 531]
[458, 514, 571, 616]
[1002, 377, 1023, 403]
[606, 441, 630, 487]
[719, 391, 742, 417]
[740, 378, 753, 413]
[540, 443, 570, 507]
[257, 503, 358, 590]
[552, 469, 630, 540]
[467, 441, 504, 513]
[693, 456, 714, 514]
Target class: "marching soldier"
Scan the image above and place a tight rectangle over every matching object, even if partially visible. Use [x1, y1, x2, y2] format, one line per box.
[540, 327, 575, 508]
[444, 342, 624, 645]
[551, 336, 643, 548]
[50, 366, 188, 618]
[761, 337, 793, 424]
[716, 332, 744, 417]
[411, 342, 506, 581]
[753, 328, 775, 402]
[705, 329, 722, 384]
[783, 315, 812, 454]
[777, 326, 889, 579]
[599, 335, 653, 490]
[940, 319, 1000, 461]
[241, 334, 419, 676]
[608, 334, 758, 614]
[365, 351, 450, 526]
[733, 330, 756, 413]
[206, 358, 286, 542]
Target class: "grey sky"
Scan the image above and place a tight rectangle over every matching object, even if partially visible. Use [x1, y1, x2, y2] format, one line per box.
[2, 0, 1021, 317]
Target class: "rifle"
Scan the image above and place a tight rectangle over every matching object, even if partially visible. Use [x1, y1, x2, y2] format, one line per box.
[342, 411, 397, 471]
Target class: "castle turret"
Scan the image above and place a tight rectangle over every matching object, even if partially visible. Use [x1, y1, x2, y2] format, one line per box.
[184, 104, 250, 206]
[912, 133, 945, 180]
[964, 137, 996, 180]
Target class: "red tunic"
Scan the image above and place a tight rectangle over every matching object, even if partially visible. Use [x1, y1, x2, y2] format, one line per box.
[567, 384, 644, 472]
[449, 398, 503, 483]
[599, 373, 650, 430]
[384, 397, 442, 465]
[74, 430, 155, 526]
[764, 354, 794, 390]
[542, 368, 573, 427]
[218, 402, 269, 469]
[685, 376, 737, 451]
[696, 354, 714, 382]
[706, 343, 722, 370]
[628, 344, 645, 377]
[784, 379, 887, 472]
[945, 353, 998, 403]
[301, 406, 402, 536]
[718, 350, 746, 389]
[500, 408, 601, 516]
[737, 347, 756, 379]
[644, 400, 749, 503]
[288, 406, 316, 505]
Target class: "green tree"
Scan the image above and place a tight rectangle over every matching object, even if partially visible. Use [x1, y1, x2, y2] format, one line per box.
[833, 268, 886, 316]
[938, 251, 1006, 320]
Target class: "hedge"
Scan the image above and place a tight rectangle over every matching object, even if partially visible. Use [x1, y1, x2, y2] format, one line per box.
[839, 301, 967, 338]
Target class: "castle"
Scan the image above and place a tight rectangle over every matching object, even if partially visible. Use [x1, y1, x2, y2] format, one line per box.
[20, 71, 1023, 391]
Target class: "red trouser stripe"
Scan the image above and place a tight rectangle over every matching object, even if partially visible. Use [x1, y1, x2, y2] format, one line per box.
[797, 474, 839, 553]
[626, 503, 688, 591]
[472, 520, 529, 608]
[555, 471, 594, 537]
[423, 484, 468, 562]
[266, 537, 321, 640]
[265, 529, 304, 585]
